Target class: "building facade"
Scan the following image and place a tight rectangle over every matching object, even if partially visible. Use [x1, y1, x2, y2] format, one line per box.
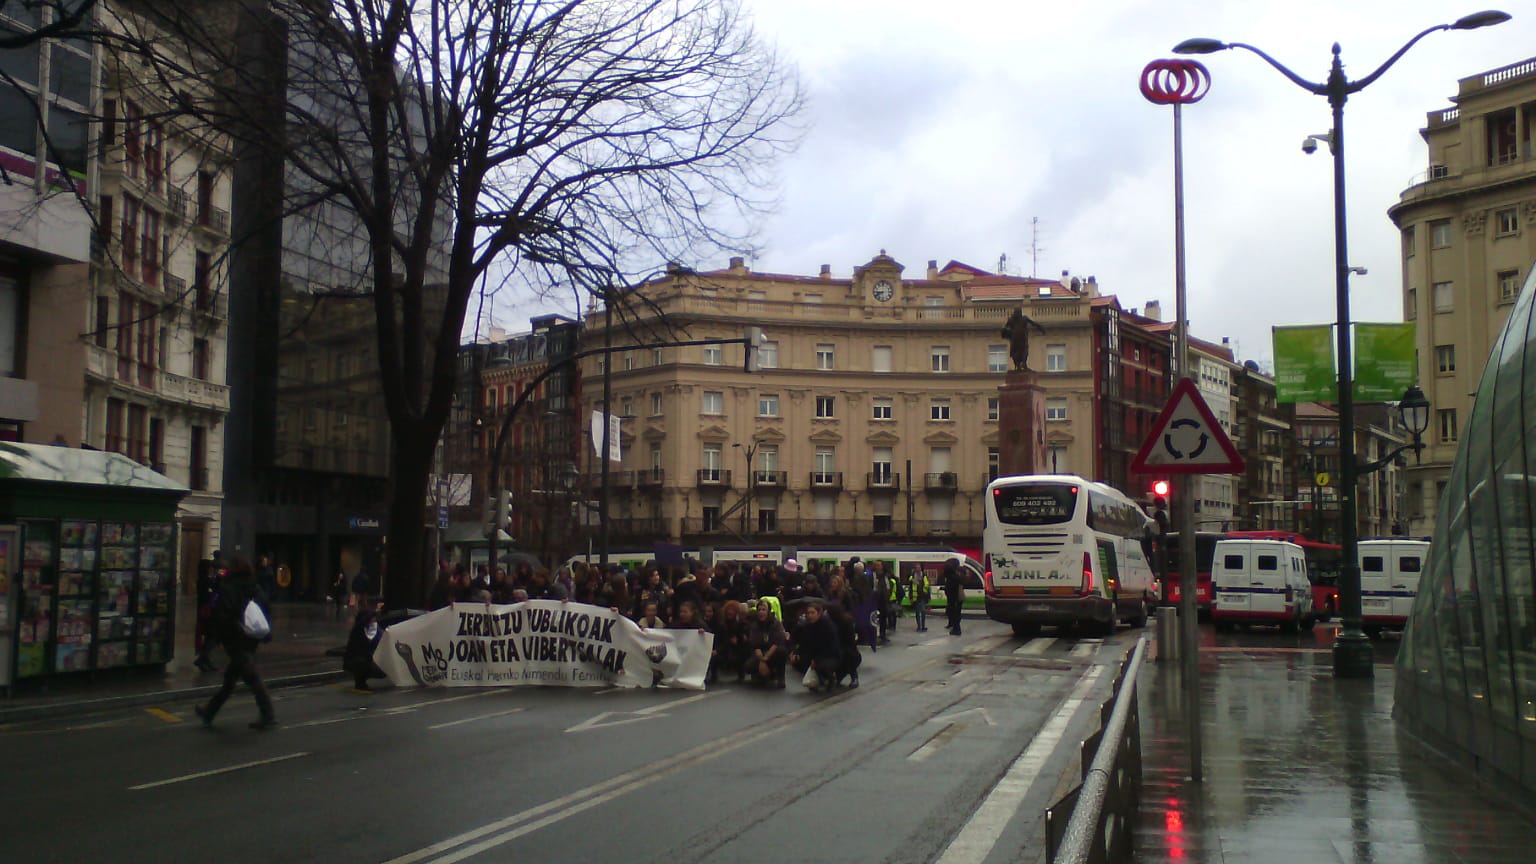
[573, 254, 1168, 551]
[1388, 56, 1536, 537]
[1230, 360, 1294, 532]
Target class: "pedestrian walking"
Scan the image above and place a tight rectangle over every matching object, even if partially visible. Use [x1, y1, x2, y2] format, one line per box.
[908, 564, 932, 633]
[195, 556, 278, 729]
[193, 553, 222, 672]
[942, 557, 965, 636]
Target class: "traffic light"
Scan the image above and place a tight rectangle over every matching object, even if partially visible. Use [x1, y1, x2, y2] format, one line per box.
[1151, 479, 1170, 500]
[496, 488, 512, 531]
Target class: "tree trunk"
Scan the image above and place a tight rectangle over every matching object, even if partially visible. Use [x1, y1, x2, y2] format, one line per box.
[385, 425, 436, 610]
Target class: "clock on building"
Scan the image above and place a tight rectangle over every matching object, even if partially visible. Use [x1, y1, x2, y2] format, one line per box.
[872, 279, 895, 302]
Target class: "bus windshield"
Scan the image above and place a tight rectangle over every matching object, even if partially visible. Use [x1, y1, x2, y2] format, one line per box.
[991, 483, 1078, 525]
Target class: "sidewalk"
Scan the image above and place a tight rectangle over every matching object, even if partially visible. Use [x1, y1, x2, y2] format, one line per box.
[1135, 625, 1536, 863]
[0, 602, 350, 725]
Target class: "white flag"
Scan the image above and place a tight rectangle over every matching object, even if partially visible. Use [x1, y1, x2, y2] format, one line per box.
[590, 410, 622, 463]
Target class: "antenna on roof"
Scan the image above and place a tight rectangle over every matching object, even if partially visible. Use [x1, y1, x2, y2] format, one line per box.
[1029, 216, 1044, 278]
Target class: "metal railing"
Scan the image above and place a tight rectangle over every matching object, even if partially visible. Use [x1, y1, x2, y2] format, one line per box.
[696, 468, 732, 487]
[808, 471, 843, 491]
[1046, 635, 1146, 864]
[924, 472, 958, 492]
[866, 471, 900, 491]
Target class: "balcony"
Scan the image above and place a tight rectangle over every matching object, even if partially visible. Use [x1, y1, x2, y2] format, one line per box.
[158, 370, 230, 413]
[586, 469, 634, 492]
[163, 273, 187, 299]
[605, 517, 668, 542]
[194, 291, 228, 321]
[808, 471, 843, 492]
[866, 471, 900, 492]
[750, 469, 787, 490]
[635, 467, 665, 489]
[696, 468, 732, 489]
[166, 187, 189, 221]
[200, 207, 230, 236]
[924, 472, 959, 493]
[680, 516, 983, 539]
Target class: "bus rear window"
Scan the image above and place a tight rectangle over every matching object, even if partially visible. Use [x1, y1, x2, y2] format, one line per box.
[992, 484, 1077, 525]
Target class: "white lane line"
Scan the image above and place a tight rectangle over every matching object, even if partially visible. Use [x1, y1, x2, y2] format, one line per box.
[382, 690, 503, 715]
[934, 665, 1107, 864]
[129, 752, 310, 791]
[1014, 638, 1057, 656]
[429, 707, 528, 730]
[633, 691, 716, 715]
[909, 721, 968, 763]
[1070, 642, 1097, 658]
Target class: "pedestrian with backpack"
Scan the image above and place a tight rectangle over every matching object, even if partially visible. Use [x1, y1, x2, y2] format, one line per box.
[195, 556, 277, 730]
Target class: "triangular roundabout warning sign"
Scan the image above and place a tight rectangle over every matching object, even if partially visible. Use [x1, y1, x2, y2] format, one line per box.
[1130, 378, 1245, 475]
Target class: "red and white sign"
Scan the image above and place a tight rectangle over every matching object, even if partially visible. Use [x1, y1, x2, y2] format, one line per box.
[1130, 378, 1245, 475]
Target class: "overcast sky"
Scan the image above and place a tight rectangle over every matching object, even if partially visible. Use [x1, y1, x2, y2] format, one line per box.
[504, 0, 1530, 370]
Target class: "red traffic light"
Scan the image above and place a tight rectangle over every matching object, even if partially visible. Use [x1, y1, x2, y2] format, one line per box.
[1151, 479, 1170, 498]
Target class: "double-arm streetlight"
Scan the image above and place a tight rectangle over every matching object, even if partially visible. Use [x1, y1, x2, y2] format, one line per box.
[1175, 10, 1510, 678]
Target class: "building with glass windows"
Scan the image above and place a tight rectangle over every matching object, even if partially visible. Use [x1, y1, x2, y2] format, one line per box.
[1394, 264, 1536, 800]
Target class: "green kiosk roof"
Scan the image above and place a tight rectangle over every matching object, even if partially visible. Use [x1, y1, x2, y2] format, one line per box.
[0, 443, 188, 493]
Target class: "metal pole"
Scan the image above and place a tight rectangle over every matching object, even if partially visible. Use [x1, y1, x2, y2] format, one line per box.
[1171, 99, 1203, 782]
[1326, 48, 1371, 678]
[599, 295, 613, 569]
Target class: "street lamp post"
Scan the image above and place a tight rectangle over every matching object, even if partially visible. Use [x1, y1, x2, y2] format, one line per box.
[1176, 10, 1508, 677]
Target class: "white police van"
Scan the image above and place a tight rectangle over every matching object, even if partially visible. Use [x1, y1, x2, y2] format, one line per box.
[1211, 538, 1315, 633]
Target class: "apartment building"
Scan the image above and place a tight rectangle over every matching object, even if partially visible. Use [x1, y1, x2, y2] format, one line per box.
[1389, 56, 1536, 536]
[575, 253, 1167, 550]
[1230, 360, 1294, 532]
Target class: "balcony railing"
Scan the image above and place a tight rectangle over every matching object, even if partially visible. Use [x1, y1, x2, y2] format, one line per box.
[696, 468, 732, 488]
[866, 471, 900, 491]
[808, 471, 843, 492]
[636, 468, 665, 488]
[750, 469, 787, 490]
[194, 292, 228, 320]
[603, 517, 669, 541]
[586, 469, 634, 491]
[924, 472, 959, 492]
[166, 187, 189, 221]
[163, 273, 187, 298]
[679, 517, 984, 538]
[158, 370, 230, 413]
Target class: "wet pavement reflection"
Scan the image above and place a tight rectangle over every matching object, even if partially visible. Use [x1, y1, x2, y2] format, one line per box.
[1134, 621, 1536, 863]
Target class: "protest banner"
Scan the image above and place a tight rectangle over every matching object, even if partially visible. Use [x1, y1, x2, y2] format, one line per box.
[375, 601, 714, 690]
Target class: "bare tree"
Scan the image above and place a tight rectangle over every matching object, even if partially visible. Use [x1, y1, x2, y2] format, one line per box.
[0, 1, 97, 48]
[95, 0, 801, 607]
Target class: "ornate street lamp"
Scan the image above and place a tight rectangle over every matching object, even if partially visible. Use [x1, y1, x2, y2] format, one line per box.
[1175, 9, 1510, 678]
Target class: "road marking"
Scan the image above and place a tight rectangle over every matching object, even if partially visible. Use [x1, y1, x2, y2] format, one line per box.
[1070, 642, 1097, 658]
[382, 691, 503, 715]
[934, 665, 1107, 864]
[145, 708, 182, 724]
[129, 752, 310, 791]
[430, 707, 528, 730]
[931, 707, 996, 727]
[1014, 638, 1057, 656]
[909, 721, 968, 763]
[566, 691, 718, 733]
[387, 652, 967, 864]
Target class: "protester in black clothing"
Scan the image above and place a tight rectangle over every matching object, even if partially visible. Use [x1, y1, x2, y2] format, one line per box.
[790, 602, 842, 692]
[195, 556, 277, 729]
[942, 558, 965, 636]
[344, 608, 387, 691]
[744, 601, 787, 688]
[527, 568, 568, 600]
[426, 571, 454, 610]
[824, 601, 862, 688]
[726, 562, 753, 603]
[713, 600, 750, 684]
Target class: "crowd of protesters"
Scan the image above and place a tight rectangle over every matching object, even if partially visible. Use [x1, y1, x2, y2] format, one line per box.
[420, 554, 968, 693]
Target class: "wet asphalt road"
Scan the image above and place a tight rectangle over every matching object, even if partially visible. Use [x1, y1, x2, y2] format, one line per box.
[1, 615, 1155, 864]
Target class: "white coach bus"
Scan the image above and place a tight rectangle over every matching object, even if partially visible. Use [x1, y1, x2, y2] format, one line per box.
[982, 474, 1159, 638]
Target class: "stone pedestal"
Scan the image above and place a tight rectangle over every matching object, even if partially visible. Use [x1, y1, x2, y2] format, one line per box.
[998, 371, 1046, 476]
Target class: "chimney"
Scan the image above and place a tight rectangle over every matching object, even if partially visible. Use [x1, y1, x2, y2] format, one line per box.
[1144, 300, 1162, 322]
[728, 256, 746, 273]
[927, 259, 938, 280]
[819, 264, 831, 279]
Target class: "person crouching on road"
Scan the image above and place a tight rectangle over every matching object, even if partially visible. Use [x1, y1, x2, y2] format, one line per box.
[195, 556, 277, 730]
[790, 602, 842, 693]
[344, 607, 388, 692]
[744, 600, 787, 688]
[824, 601, 862, 688]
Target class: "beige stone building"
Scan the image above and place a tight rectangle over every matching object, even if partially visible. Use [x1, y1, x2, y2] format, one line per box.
[1389, 56, 1536, 537]
[577, 253, 1136, 550]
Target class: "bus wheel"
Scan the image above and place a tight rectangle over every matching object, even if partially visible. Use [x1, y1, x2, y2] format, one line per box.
[1129, 601, 1149, 629]
[1011, 622, 1041, 640]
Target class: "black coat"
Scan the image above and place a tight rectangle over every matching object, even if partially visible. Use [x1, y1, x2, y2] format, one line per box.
[345, 610, 384, 671]
[792, 613, 841, 664]
[214, 577, 269, 651]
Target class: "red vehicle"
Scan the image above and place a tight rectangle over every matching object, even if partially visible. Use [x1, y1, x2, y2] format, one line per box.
[1223, 530, 1342, 620]
[1156, 531, 1222, 616]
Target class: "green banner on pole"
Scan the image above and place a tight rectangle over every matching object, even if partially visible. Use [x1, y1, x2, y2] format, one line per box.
[1353, 322, 1417, 401]
[1272, 325, 1335, 403]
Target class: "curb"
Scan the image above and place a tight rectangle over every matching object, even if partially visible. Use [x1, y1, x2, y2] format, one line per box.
[0, 669, 348, 726]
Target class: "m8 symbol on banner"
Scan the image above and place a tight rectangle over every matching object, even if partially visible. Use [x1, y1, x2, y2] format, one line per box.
[1140, 59, 1211, 105]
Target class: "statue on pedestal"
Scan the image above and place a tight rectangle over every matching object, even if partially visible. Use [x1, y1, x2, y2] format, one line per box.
[1001, 308, 1046, 372]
